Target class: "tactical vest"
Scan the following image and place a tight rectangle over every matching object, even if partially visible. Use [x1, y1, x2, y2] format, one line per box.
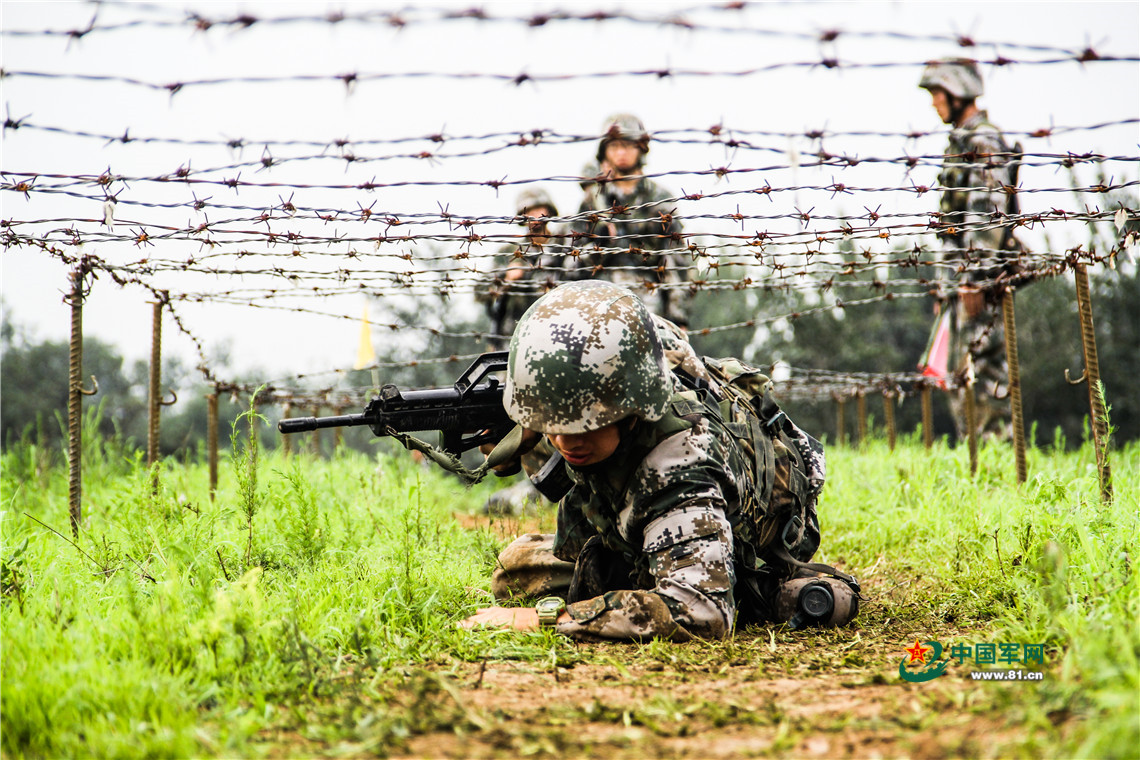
[675, 357, 825, 567]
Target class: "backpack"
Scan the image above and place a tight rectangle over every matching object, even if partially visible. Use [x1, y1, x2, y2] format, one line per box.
[680, 356, 827, 570]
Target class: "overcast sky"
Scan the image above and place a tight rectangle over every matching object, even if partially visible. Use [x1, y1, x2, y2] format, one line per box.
[2, 1, 1137, 389]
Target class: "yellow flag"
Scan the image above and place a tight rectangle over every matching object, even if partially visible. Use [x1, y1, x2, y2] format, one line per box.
[353, 305, 376, 370]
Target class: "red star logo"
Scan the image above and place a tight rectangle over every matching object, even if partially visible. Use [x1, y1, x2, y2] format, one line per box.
[905, 640, 931, 665]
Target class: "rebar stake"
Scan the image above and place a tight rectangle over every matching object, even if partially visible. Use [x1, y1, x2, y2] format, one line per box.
[1073, 263, 1113, 502]
[883, 391, 897, 451]
[147, 300, 163, 468]
[964, 377, 978, 477]
[282, 402, 293, 457]
[921, 384, 933, 451]
[207, 391, 219, 499]
[835, 396, 846, 447]
[66, 264, 86, 537]
[1002, 288, 1028, 484]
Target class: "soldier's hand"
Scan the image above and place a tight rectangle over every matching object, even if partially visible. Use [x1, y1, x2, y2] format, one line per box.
[479, 427, 542, 476]
[960, 286, 986, 320]
[459, 606, 539, 631]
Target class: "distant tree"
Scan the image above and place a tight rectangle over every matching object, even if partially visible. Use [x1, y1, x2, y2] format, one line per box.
[1, 320, 144, 452]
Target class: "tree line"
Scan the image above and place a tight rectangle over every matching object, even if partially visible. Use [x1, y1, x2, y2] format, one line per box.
[3, 256, 1136, 460]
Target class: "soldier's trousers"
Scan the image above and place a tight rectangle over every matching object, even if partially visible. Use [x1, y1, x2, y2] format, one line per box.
[492, 534, 639, 603]
[951, 302, 1011, 441]
[492, 533, 810, 626]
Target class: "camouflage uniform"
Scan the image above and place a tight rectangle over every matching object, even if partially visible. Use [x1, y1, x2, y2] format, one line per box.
[476, 189, 569, 349]
[568, 116, 690, 326]
[493, 281, 834, 641]
[923, 61, 1020, 439]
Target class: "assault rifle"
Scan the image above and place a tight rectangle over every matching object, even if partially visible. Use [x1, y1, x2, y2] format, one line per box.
[277, 351, 513, 456]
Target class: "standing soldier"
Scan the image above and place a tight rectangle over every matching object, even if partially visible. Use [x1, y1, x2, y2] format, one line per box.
[919, 58, 1022, 440]
[478, 188, 567, 350]
[570, 114, 690, 327]
[461, 281, 860, 640]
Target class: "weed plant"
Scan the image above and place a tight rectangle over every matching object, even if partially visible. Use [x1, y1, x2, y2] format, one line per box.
[1, 406, 1136, 758]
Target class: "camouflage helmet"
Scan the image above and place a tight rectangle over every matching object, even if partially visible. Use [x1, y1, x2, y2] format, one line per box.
[918, 58, 984, 100]
[515, 187, 558, 219]
[505, 280, 672, 434]
[596, 113, 650, 164]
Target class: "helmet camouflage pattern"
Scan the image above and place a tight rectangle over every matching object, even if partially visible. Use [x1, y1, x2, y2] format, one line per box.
[596, 113, 651, 163]
[505, 280, 672, 434]
[918, 58, 984, 100]
[515, 187, 559, 218]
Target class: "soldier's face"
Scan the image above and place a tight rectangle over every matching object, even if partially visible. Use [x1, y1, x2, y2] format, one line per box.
[929, 88, 953, 124]
[604, 140, 642, 173]
[523, 207, 552, 235]
[547, 423, 622, 467]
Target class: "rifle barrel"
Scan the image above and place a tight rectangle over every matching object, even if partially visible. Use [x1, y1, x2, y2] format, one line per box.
[277, 413, 370, 434]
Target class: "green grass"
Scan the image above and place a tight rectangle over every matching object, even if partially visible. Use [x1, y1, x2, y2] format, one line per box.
[1, 411, 1137, 758]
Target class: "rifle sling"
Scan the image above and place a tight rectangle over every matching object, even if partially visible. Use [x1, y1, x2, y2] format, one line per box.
[385, 423, 527, 487]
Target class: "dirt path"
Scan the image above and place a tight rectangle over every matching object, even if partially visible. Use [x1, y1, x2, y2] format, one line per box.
[371, 515, 1068, 758]
[388, 659, 1022, 759]
[389, 628, 1054, 759]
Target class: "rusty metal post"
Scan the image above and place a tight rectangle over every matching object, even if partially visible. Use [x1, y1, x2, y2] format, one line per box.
[921, 384, 934, 450]
[310, 403, 321, 457]
[855, 391, 868, 446]
[883, 391, 897, 452]
[281, 401, 293, 457]
[66, 264, 86, 537]
[147, 300, 163, 467]
[1073, 264, 1113, 502]
[333, 405, 344, 452]
[207, 391, 219, 499]
[1002, 288, 1028, 484]
[964, 376, 979, 477]
[835, 396, 846, 447]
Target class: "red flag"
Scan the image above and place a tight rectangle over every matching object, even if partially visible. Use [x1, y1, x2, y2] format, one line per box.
[918, 309, 952, 389]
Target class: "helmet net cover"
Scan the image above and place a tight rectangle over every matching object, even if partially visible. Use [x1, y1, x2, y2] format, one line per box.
[506, 280, 672, 434]
[515, 187, 558, 218]
[918, 58, 984, 100]
[596, 113, 651, 163]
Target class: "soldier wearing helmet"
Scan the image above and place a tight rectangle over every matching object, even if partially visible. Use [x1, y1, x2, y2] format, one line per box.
[477, 187, 568, 350]
[568, 114, 691, 327]
[461, 281, 859, 640]
[919, 58, 1022, 440]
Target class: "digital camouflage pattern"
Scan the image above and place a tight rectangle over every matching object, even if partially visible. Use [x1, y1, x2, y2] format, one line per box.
[936, 111, 1019, 439]
[514, 187, 559, 217]
[505, 280, 673, 434]
[570, 128, 689, 324]
[918, 58, 984, 100]
[476, 191, 568, 348]
[495, 283, 830, 640]
[937, 110, 1018, 267]
[595, 113, 651, 163]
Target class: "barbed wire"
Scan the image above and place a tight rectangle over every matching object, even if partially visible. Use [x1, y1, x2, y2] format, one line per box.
[5, 3, 1138, 407]
[1, 2, 1128, 66]
[5, 53, 1138, 101]
[6, 117, 1137, 157]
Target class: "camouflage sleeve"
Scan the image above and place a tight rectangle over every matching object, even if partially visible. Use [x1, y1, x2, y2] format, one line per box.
[552, 492, 596, 564]
[556, 502, 736, 642]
